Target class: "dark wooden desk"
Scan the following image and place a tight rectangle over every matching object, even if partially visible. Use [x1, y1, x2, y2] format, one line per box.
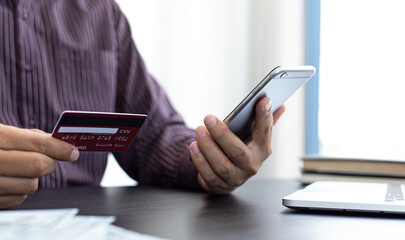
[14, 180, 405, 240]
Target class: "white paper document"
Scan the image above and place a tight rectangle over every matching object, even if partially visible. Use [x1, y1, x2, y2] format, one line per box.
[0, 208, 168, 240]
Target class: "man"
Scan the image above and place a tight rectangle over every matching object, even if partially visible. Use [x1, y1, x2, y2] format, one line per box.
[0, 0, 285, 209]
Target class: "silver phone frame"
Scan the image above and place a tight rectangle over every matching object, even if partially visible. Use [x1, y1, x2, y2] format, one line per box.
[224, 65, 316, 142]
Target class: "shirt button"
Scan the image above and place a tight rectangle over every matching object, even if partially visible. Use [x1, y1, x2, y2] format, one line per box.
[25, 62, 32, 72]
[22, 10, 28, 20]
[28, 116, 36, 128]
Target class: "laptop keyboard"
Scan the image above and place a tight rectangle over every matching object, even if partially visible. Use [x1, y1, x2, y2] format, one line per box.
[385, 184, 404, 201]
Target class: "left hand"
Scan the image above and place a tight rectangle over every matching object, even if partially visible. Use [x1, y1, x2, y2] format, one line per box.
[189, 97, 285, 194]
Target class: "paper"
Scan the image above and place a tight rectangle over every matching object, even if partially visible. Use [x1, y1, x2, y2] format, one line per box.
[0, 208, 168, 240]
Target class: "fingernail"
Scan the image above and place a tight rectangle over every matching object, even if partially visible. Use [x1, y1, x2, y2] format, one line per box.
[205, 115, 216, 128]
[191, 143, 200, 155]
[196, 127, 206, 138]
[70, 149, 80, 161]
[265, 99, 272, 113]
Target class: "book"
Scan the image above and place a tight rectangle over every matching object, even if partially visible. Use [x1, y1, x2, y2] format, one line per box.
[301, 155, 405, 185]
[301, 172, 405, 185]
[302, 155, 405, 177]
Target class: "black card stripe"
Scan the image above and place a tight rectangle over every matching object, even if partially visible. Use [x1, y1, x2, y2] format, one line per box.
[59, 115, 146, 128]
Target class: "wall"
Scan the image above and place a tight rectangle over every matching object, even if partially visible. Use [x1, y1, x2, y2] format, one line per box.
[101, 0, 305, 186]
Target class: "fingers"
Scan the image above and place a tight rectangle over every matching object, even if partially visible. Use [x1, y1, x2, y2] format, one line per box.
[29, 128, 50, 135]
[190, 141, 232, 189]
[250, 98, 285, 156]
[192, 97, 285, 194]
[197, 174, 232, 195]
[201, 115, 254, 172]
[273, 104, 286, 125]
[250, 97, 273, 151]
[0, 150, 55, 177]
[0, 124, 79, 162]
[0, 125, 68, 209]
[191, 114, 255, 191]
[0, 176, 38, 195]
[0, 195, 27, 209]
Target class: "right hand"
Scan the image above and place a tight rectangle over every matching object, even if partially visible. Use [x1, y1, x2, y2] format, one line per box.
[0, 124, 79, 209]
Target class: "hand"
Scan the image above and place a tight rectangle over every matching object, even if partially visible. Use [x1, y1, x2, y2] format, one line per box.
[189, 97, 285, 194]
[0, 124, 79, 209]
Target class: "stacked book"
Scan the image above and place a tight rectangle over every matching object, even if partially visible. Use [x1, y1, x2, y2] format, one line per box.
[301, 155, 405, 185]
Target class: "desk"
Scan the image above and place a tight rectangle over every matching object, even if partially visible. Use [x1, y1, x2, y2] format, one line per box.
[13, 180, 405, 240]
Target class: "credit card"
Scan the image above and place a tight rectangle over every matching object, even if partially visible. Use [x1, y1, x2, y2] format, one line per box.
[52, 111, 147, 152]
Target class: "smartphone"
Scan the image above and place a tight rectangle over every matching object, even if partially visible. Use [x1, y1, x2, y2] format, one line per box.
[224, 65, 316, 142]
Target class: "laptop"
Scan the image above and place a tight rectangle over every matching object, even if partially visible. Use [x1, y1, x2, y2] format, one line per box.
[282, 181, 405, 214]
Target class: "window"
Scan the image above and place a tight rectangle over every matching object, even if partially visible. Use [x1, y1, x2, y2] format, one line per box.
[318, 1, 405, 158]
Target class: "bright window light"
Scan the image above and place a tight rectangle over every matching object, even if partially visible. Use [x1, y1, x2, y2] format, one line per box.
[319, 1, 405, 159]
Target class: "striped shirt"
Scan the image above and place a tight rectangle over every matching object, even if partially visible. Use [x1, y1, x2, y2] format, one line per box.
[0, 0, 200, 190]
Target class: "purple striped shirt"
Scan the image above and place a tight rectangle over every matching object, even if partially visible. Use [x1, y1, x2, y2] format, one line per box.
[0, 0, 200, 190]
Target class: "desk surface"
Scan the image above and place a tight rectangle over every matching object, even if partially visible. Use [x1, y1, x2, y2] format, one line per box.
[13, 179, 405, 240]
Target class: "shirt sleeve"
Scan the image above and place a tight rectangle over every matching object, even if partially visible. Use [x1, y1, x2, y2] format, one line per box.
[110, 2, 201, 190]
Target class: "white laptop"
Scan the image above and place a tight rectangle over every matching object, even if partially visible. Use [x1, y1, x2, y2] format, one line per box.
[282, 181, 405, 214]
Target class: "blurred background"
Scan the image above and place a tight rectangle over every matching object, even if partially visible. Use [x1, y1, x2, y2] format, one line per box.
[101, 0, 405, 186]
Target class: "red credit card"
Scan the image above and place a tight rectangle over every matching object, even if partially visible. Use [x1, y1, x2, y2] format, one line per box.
[52, 111, 147, 152]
